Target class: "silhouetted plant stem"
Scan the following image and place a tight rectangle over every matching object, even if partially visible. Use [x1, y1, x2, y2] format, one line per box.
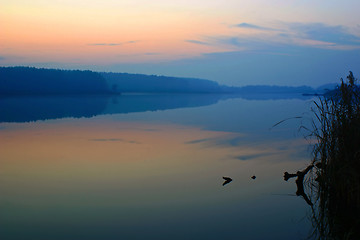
[308, 71, 360, 240]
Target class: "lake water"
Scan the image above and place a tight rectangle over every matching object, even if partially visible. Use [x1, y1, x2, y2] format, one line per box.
[0, 94, 316, 240]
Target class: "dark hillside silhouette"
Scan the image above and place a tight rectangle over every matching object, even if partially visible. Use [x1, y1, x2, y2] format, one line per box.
[102, 72, 320, 95]
[101, 72, 222, 93]
[0, 67, 110, 95]
[0, 66, 329, 95]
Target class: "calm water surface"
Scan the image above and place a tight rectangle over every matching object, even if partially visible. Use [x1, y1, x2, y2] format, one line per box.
[0, 94, 314, 240]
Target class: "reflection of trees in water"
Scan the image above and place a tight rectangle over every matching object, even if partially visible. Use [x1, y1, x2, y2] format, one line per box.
[286, 72, 360, 239]
[0, 96, 109, 122]
[0, 94, 225, 123]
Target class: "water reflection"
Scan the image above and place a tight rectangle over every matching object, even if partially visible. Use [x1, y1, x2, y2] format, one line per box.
[0, 96, 313, 240]
[0, 93, 311, 123]
[0, 94, 228, 123]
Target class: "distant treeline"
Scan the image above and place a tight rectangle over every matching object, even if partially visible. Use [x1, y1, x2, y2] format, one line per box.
[101, 72, 222, 93]
[0, 66, 331, 95]
[0, 67, 223, 95]
[0, 67, 110, 95]
[101, 72, 322, 94]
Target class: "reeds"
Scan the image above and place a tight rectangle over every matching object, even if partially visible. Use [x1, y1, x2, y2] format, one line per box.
[309, 72, 360, 239]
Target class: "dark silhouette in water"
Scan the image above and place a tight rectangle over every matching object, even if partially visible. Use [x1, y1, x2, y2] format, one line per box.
[251, 175, 256, 179]
[222, 177, 232, 186]
[0, 94, 225, 123]
[0, 95, 108, 122]
[284, 165, 314, 206]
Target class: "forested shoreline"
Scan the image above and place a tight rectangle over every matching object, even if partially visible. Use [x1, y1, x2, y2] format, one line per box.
[0, 66, 331, 95]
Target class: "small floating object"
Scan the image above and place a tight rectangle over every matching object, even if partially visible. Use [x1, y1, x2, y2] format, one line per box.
[251, 175, 256, 179]
[222, 176, 232, 186]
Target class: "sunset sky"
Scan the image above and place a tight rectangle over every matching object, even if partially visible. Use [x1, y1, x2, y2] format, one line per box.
[1, 0, 360, 86]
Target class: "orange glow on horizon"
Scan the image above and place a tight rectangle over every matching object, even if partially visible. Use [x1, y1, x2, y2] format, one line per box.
[1, 3, 238, 64]
[1, 0, 359, 67]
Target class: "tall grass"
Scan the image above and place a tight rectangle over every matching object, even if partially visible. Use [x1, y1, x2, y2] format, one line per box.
[309, 72, 360, 239]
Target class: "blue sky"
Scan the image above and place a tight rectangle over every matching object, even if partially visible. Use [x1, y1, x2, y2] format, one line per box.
[1, 0, 360, 86]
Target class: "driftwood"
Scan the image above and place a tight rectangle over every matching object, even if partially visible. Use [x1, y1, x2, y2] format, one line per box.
[284, 164, 314, 206]
[222, 176, 233, 186]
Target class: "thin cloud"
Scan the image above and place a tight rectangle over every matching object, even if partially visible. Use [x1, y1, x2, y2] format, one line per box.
[88, 40, 138, 46]
[185, 39, 210, 45]
[116, 52, 160, 57]
[205, 22, 360, 52]
[210, 35, 279, 51]
[234, 22, 274, 31]
[89, 138, 140, 144]
[88, 43, 122, 46]
[287, 22, 360, 46]
[185, 138, 212, 144]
